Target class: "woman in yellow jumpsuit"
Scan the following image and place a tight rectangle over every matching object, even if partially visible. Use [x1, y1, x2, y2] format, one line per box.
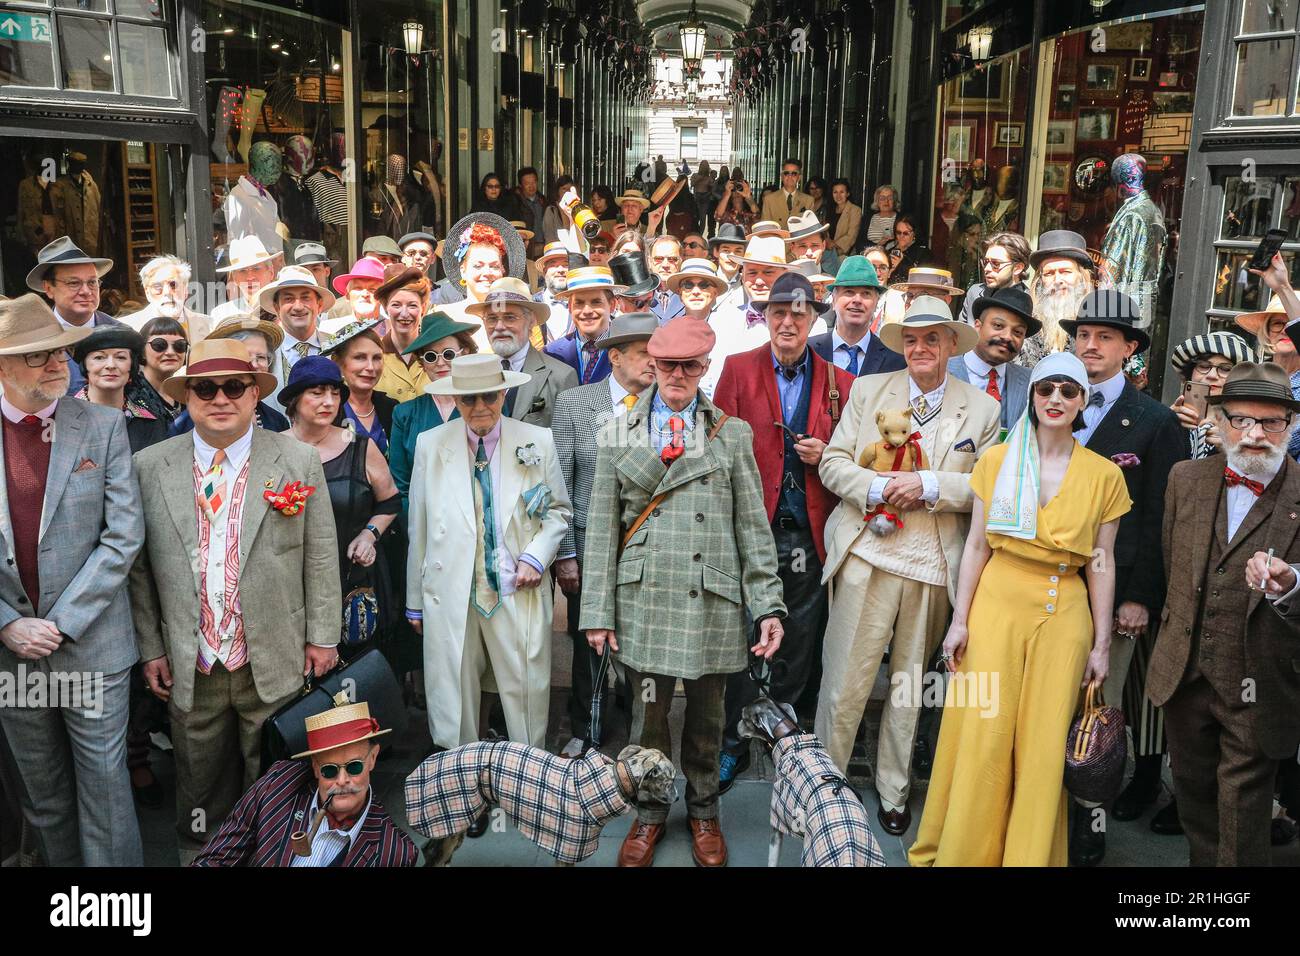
[909, 353, 1130, 867]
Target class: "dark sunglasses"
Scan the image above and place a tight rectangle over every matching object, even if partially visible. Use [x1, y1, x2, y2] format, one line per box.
[655, 358, 706, 376]
[318, 759, 366, 780]
[189, 378, 251, 401]
[678, 279, 714, 292]
[421, 348, 461, 364]
[148, 338, 188, 355]
[455, 391, 504, 406]
[1032, 380, 1084, 401]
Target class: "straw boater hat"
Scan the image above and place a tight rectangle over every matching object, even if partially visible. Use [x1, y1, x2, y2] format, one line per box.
[737, 235, 796, 269]
[258, 265, 337, 314]
[615, 188, 651, 209]
[465, 276, 551, 322]
[1234, 294, 1293, 339]
[894, 266, 964, 296]
[664, 258, 728, 296]
[0, 293, 93, 354]
[292, 693, 392, 760]
[207, 314, 285, 351]
[554, 266, 624, 300]
[785, 210, 829, 242]
[161, 338, 278, 403]
[25, 236, 113, 292]
[428, 352, 530, 395]
[1207, 361, 1300, 413]
[533, 241, 569, 270]
[878, 295, 979, 355]
[650, 175, 687, 209]
[508, 220, 536, 243]
[747, 220, 791, 240]
[597, 312, 659, 350]
[216, 235, 277, 274]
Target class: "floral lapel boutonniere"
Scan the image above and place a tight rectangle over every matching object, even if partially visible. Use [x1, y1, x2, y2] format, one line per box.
[264, 480, 315, 516]
[516, 443, 543, 468]
[1111, 453, 1141, 470]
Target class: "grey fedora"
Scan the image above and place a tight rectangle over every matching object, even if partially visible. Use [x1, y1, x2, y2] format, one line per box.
[1029, 230, 1095, 271]
[597, 312, 659, 350]
[26, 236, 113, 292]
[1208, 361, 1300, 412]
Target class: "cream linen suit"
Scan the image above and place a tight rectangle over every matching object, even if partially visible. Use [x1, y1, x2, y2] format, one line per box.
[815, 369, 1000, 803]
[407, 416, 571, 750]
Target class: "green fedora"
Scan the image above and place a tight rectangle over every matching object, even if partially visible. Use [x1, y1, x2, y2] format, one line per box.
[829, 255, 885, 291]
[402, 311, 479, 356]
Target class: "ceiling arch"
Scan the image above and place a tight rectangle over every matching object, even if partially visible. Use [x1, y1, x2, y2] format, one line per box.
[636, 1, 755, 44]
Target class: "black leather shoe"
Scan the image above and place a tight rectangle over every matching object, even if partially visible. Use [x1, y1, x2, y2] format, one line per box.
[913, 736, 933, 780]
[1150, 799, 1183, 836]
[1271, 815, 1298, 846]
[466, 807, 491, 839]
[877, 805, 911, 836]
[1112, 779, 1160, 822]
[1070, 806, 1106, 866]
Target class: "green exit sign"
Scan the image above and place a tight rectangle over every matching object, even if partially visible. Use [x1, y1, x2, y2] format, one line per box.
[0, 13, 53, 43]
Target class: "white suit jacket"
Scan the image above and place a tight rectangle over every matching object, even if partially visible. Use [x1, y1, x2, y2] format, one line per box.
[818, 370, 1001, 601]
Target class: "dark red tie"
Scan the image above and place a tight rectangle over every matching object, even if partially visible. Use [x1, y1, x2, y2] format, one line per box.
[986, 371, 1001, 401]
[1224, 467, 1265, 496]
[661, 416, 685, 465]
[20, 415, 40, 426]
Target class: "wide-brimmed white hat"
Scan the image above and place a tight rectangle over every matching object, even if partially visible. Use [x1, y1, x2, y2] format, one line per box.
[664, 258, 728, 295]
[217, 235, 278, 274]
[257, 265, 337, 314]
[427, 352, 530, 395]
[738, 234, 796, 269]
[878, 295, 978, 354]
[25, 236, 113, 292]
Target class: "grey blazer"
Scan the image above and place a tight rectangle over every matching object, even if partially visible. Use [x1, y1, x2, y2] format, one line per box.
[550, 380, 617, 558]
[511, 345, 578, 429]
[0, 398, 143, 676]
[947, 354, 1029, 429]
[129, 428, 341, 712]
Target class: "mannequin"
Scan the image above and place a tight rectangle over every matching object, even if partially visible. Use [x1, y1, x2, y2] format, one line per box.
[52, 151, 102, 255]
[17, 161, 64, 256]
[236, 87, 267, 164]
[211, 86, 242, 164]
[222, 140, 284, 254]
[1100, 153, 1167, 329]
[981, 164, 1020, 234]
[306, 133, 350, 264]
[379, 153, 420, 238]
[277, 134, 321, 241]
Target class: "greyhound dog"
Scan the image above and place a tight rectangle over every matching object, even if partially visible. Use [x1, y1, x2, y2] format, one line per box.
[405, 742, 676, 866]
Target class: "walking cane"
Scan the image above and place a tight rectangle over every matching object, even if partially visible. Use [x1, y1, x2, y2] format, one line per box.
[586, 644, 613, 750]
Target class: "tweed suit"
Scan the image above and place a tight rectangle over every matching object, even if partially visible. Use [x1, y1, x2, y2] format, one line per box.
[508, 345, 579, 428]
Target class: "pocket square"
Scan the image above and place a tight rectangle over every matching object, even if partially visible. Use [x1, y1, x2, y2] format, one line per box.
[73, 458, 98, 473]
[953, 439, 976, 453]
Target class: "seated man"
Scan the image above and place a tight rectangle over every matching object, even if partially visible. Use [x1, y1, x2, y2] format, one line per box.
[193, 695, 417, 867]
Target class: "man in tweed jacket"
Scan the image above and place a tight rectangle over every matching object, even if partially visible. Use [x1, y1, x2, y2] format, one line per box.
[551, 313, 657, 758]
[581, 319, 786, 867]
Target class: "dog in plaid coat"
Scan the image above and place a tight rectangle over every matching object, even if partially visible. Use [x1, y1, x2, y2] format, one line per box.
[740, 698, 884, 867]
[404, 741, 675, 865]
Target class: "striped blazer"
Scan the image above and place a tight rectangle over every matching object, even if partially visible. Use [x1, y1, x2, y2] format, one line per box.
[550, 379, 618, 558]
[192, 760, 418, 867]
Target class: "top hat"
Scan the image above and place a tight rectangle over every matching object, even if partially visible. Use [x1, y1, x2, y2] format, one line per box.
[1059, 289, 1150, 352]
[760, 272, 831, 314]
[26, 236, 114, 292]
[608, 253, 660, 298]
[708, 223, 747, 248]
[1208, 361, 1300, 412]
[161, 338, 278, 403]
[1029, 230, 1095, 271]
[427, 352, 531, 395]
[260, 266, 337, 314]
[878, 295, 979, 355]
[465, 276, 551, 321]
[829, 255, 885, 291]
[0, 293, 93, 355]
[292, 693, 392, 760]
[972, 286, 1042, 338]
[598, 312, 659, 350]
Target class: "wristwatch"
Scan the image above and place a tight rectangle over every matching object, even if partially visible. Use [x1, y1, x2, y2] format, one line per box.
[366, 524, 382, 541]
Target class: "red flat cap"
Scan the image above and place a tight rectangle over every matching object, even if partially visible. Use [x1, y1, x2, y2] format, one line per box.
[647, 317, 716, 360]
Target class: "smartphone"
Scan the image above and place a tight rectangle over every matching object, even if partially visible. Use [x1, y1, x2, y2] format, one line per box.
[1182, 380, 1211, 419]
[1249, 228, 1289, 272]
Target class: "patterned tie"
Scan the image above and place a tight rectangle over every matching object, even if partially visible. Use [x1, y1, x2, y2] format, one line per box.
[622, 394, 638, 412]
[470, 438, 500, 617]
[845, 345, 861, 376]
[581, 339, 599, 385]
[1224, 466, 1265, 496]
[198, 449, 227, 523]
[529, 323, 545, 351]
[661, 415, 686, 465]
[293, 341, 310, 360]
[786, 193, 793, 212]
[914, 395, 929, 418]
[1088, 389, 1105, 408]
[986, 369, 1001, 401]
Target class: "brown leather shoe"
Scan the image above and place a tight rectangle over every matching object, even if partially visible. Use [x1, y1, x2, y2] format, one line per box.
[617, 820, 665, 867]
[688, 817, 728, 867]
[877, 805, 911, 836]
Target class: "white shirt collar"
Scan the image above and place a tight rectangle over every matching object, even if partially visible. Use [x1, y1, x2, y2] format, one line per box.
[1094, 370, 1127, 406]
[0, 395, 57, 423]
[53, 308, 95, 330]
[193, 423, 255, 473]
[832, 329, 871, 353]
[608, 375, 631, 412]
[909, 375, 947, 406]
[506, 346, 527, 373]
[963, 350, 1001, 379]
[281, 331, 322, 354]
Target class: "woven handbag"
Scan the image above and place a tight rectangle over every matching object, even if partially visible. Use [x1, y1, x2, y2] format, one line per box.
[1064, 680, 1127, 803]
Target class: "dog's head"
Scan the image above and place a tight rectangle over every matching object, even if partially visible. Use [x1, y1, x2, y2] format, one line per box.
[739, 696, 799, 747]
[616, 745, 677, 805]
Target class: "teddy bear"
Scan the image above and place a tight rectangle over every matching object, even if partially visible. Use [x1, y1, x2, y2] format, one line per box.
[859, 407, 928, 536]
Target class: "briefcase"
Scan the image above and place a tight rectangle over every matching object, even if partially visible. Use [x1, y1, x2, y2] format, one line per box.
[260, 647, 407, 772]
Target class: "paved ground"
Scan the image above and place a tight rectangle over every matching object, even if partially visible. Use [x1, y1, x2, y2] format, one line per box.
[129, 626, 1300, 867]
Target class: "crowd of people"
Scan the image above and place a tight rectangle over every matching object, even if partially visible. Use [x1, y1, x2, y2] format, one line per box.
[0, 153, 1298, 870]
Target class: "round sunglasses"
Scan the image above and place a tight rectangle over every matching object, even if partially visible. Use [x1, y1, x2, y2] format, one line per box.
[1032, 380, 1084, 401]
[148, 338, 189, 355]
[420, 348, 462, 364]
[318, 759, 367, 780]
[189, 379, 251, 401]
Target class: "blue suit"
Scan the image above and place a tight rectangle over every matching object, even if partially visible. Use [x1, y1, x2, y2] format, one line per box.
[946, 355, 1031, 430]
[651, 290, 685, 325]
[807, 331, 905, 378]
[543, 332, 611, 384]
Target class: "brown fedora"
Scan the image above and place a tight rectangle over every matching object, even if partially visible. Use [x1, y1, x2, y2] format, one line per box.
[161, 338, 278, 404]
[1208, 361, 1300, 412]
[0, 293, 94, 356]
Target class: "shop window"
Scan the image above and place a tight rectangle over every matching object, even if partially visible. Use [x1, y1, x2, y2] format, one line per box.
[1211, 175, 1300, 318]
[1231, 0, 1300, 117]
[0, 0, 174, 98]
[202, 0, 352, 271]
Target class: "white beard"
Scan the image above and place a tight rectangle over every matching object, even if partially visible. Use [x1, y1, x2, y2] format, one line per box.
[1227, 441, 1286, 477]
[1034, 284, 1089, 351]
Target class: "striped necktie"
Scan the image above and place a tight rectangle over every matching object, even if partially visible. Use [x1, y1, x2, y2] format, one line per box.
[470, 438, 500, 617]
[198, 449, 227, 523]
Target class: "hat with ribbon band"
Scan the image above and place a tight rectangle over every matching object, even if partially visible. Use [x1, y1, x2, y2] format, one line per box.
[161, 338, 278, 403]
[292, 694, 392, 759]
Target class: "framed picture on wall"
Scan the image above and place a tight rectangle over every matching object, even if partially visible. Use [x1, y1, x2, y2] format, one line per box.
[1076, 107, 1116, 141]
[1045, 119, 1075, 154]
[994, 121, 1024, 146]
[1084, 59, 1125, 98]
[944, 120, 976, 164]
[1055, 84, 1077, 112]
[951, 60, 1009, 109]
[1043, 162, 1070, 195]
[1130, 57, 1152, 81]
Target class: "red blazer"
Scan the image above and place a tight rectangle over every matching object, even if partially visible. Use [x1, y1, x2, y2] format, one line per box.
[713, 344, 855, 562]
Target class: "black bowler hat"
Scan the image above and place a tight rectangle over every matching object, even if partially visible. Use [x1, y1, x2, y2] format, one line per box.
[760, 272, 830, 314]
[708, 223, 747, 248]
[1060, 289, 1150, 352]
[972, 286, 1042, 338]
[607, 252, 660, 298]
[1208, 361, 1300, 412]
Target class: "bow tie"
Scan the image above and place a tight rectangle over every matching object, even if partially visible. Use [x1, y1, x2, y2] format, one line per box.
[1224, 467, 1265, 496]
[1088, 390, 1105, 408]
[779, 364, 801, 382]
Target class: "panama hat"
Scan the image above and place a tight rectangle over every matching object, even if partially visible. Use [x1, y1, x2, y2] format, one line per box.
[465, 276, 551, 321]
[1059, 289, 1151, 352]
[878, 295, 979, 355]
[554, 266, 624, 300]
[508, 220, 536, 243]
[533, 241, 570, 269]
[664, 258, 728, 296]
[25, 236, 114, 292]
[615, 188, 651, 209]
[894, 266, 964, 296]
[785, 210, 829, 241]
[1208, 361, 1300, 412]
[428, 352, 530, 395]
[161, 338, 278, 404]
[402, 311, 479, 356]
[216, 235, 277, 274]
[291, 694, 392, 759]
[0, 294, 94, 355]
[598, 312, 658, 350]
[1234, 294, 1293, 339]
[259, 266, 337, 314]
[747, 220, 791, 240]
[207, 314, 285, 351]
[441, 212, 527, 289]
[738, 235, 796, 269]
